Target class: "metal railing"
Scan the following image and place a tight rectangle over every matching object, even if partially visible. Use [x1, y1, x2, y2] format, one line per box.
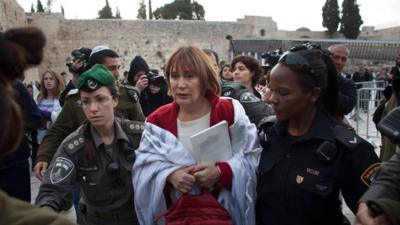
[348, 80, 388, 148]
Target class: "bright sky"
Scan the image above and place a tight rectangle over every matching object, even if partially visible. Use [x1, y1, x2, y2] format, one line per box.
[16, 0, 400, 31]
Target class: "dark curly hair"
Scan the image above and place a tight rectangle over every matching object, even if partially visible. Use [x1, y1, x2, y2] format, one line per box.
[231, 55, 262, 88]
[0, 27, 46, 156]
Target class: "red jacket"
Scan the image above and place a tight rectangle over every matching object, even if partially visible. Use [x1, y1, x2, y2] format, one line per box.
[147, 91, 234, 190]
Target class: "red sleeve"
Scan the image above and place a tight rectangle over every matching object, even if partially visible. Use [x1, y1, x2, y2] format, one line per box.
[215, 162, 233, 190]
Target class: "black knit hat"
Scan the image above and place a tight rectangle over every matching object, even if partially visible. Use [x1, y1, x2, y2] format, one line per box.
[128, 56, 149, 84]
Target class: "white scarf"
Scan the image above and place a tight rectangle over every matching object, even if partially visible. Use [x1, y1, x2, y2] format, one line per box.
[132, 99, 261, 225]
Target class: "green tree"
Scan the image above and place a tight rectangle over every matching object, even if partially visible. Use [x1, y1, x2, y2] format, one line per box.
[191, 1, 204, 20]
[61, 5, 65, 16]
[31, 3, 35, 13]
[137, 0, 147, 19]
[148, 0, 153, 19]
[46, 0, 54, 12]
[153, 0, 205, 20]
[98, 0, 113, 19]
[115, 7, 121, 19]
[340, 0, 363, 39]
[36, 0, 45, 12]
[322, 0, 340, 35]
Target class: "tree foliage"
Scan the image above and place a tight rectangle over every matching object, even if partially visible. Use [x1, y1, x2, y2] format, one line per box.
[322, 0, 340, 35]
[36, 0, 45, 12]
[340, 0, 363, 39]
[115, 7, 122, 19]
[153, 0, 205, 20]
[46, 0, 54, 12]
[31, 3, 35, 13]
[148, 0, 153, 19]
[98, 0, 114, 19]
[61, 5, 65, 16]
[137, 0, 147, 19]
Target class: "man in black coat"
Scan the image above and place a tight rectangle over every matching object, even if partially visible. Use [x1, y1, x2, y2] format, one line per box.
[328, 44, 357, 118]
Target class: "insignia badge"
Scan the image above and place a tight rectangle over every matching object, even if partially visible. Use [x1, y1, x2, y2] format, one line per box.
[349, 137, 358, 144]
[50, 157, 75, 184]
[296, 175, 304, 184]
[361, 163, 381, 186]
[87, 79, 98, 90]
[222, 90, 232, 97]
[240, 92, 261, 103]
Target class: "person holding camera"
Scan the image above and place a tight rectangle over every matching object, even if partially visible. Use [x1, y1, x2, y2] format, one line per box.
[59, 47, 92, 106]
[128, 55, 172, 116]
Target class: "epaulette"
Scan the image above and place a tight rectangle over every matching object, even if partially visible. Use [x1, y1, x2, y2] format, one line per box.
[331, 125, 360, 150]
[121, 119, 145, 135]
[258, 115, 277, 149]
[63, 127, 85, 155]
[239, 92, 261, 103]
[66, 88, 79, 98]
[121, 84, 136, 90]
[122, 84, 140, 102]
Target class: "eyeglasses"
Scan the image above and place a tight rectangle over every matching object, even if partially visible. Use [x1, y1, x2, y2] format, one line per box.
[80, 95, 112, 109]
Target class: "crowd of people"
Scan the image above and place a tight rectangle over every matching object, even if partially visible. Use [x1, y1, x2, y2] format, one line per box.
[0, 25, 399, 225]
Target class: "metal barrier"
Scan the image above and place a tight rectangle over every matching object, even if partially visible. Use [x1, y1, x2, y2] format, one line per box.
[348, 80, 388, 148]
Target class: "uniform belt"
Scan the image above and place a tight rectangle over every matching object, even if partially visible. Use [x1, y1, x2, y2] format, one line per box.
[80, 203, 135, 221]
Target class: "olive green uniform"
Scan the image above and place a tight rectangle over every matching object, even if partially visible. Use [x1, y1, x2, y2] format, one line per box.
[360, 150, 400, 225]
[380, 95, 399, 161]
[0, 190, 75, 225]
[35, 118, 143, 225]
[36, 84, 144, 164]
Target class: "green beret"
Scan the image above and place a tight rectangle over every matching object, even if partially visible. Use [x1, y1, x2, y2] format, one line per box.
[77, 64, 115, 90]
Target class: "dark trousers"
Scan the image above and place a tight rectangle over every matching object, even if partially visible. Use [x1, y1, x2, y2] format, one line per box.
[0, 161, 31, 202]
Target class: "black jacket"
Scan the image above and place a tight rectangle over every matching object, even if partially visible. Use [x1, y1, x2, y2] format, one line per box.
[337, 75, 357, 117]
[0, 82, 41, 169]
[256, 112, 379, 225]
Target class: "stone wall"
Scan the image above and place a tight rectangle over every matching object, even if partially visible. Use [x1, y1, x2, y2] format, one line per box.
[3, 0, 399, 82]
[28, 13, 258, 78]
[0, 0, 27, 31]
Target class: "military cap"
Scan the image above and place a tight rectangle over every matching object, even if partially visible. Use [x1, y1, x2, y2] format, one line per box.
[77, 64, 115, 90]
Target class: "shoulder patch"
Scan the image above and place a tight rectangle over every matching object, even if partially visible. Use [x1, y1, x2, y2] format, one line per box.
[361, 163, 381, 186]
[50, 157, 75, 184]
[125, 87, 139, 102]
[66, 89, 79, 97]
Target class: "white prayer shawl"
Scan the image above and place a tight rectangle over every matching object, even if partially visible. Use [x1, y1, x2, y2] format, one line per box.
[132, 99, 261, 225]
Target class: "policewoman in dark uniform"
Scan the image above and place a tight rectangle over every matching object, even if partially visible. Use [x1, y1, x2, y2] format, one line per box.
[256, 46, 380, 225]
[35, 64, 143, 225]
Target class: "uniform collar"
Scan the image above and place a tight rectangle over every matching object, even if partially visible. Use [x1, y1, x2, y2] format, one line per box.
[275, 111, 336, 143]
[90, 119, 130, 148]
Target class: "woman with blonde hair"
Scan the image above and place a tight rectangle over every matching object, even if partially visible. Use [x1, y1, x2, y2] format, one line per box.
[36, 70, 64, 144]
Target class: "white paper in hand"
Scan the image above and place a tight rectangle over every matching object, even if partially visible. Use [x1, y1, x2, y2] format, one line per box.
[189, 120, 232, 163]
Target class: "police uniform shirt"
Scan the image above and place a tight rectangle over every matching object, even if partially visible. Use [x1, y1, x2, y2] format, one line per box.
[256, 112, 380, 225]
[35, 118, 143, 217]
